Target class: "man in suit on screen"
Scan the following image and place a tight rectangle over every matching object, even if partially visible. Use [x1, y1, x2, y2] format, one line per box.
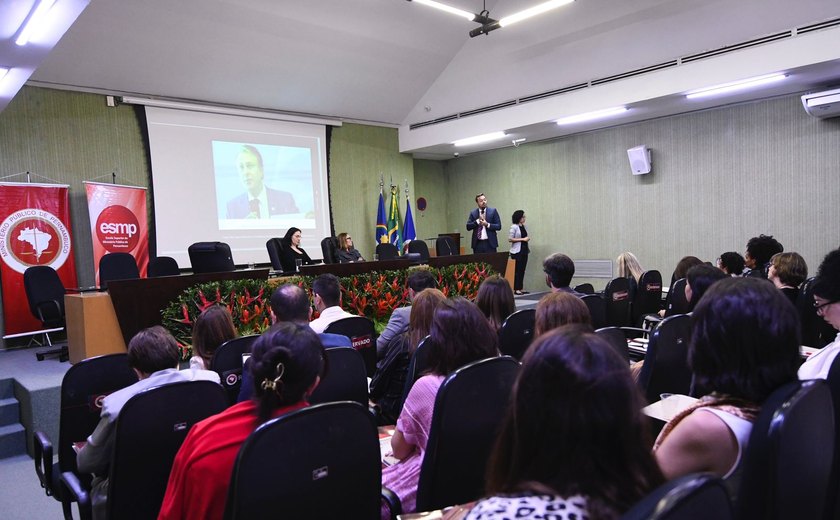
[466, 193, 501, 253]
[226, 144, 299, 218]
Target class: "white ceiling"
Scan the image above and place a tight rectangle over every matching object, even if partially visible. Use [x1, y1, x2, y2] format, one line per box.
[4, 0, 840, 159]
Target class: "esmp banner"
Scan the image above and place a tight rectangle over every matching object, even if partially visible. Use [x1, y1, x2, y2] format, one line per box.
[0, 183, 78, 335]
[84, 182, 148, 284]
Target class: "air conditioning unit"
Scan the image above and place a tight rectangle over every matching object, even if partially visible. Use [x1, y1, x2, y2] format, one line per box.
[802, 88, 840, 119]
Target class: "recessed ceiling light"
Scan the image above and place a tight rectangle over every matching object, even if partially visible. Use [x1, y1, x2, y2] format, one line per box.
[556, 106, 628, 125]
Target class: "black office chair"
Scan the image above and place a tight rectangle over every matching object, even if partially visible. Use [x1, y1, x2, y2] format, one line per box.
[188, 242, 235, 274]
[663, 277, 690, 317]
[406, 240, 430, 262]
[266, 238, 285, 271]
[636, 313, 692, 404]
[603, 277, 632, 327]
[376, 242, 399, 260]
[594, 326, 630, 362]
[211, 335, 259, 405]
[581, 293, 607, 330]
[398, 335, 433, 416]
[320, 236, 339, 264]
[621, 473, 733, 520]
[147, 256, 180, 277]
[799, 277, 836, 348]
[414, 356, 520, 512]
[823, 355, 840, 520]
[99, 252, 140, 289]
[23, 265, 69, 361]
[497, 308, 535, 360]
[224, 401, 399, 520]
[435, 236, 458, 257]
[33, 353, 138, 518]
[324, 316, 377, 377]
[309, 347, 368, 407]
[736, 379, 834, 520]
[62, 380, 228, 520]
[632, 270, 662, 326]
[574, 282, 594, 294]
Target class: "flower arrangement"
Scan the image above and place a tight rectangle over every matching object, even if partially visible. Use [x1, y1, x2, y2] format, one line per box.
[162, 262, 494, 360]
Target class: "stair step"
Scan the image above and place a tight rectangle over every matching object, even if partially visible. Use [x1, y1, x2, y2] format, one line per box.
[0, 379, 13, 399]
[0, 423, 26, 459]
[0, 397, 20, 427]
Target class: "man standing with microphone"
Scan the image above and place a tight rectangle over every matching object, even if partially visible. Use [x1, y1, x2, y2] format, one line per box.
[466, 193, 501, 253]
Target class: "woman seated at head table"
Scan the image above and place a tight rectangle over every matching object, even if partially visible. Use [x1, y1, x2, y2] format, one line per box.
[158, 322, 326, 520]
[279, 227, 312, 271]
[337, 232, 365, 263]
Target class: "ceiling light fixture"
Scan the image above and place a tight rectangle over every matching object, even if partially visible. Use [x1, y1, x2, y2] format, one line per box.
[499, 0, 574, 27]
[15, 0, 57, 46]
[556, 106, 628, 125]
[412, 0, 477, 21]
[407, 0, 574, 38]
[0, 67, 9, 82]
[685, 73, 788, 100]
[453, 131, 506, 147]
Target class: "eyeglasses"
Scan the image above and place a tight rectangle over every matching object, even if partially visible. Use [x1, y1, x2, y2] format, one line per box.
[814, 300, 837, 315]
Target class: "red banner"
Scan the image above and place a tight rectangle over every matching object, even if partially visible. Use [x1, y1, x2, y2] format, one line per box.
[0, 183, 78, 335]
[85, 182, 149, 284]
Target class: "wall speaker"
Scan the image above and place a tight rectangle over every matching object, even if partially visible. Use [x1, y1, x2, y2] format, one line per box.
[627, 145, 652, 175]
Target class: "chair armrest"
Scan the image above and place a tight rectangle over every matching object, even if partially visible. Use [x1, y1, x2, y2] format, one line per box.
[60, 472, 92, 520]
[33, 431, 54, 494]
[620, 327, 649, 338]
[381, 486, 402, 520]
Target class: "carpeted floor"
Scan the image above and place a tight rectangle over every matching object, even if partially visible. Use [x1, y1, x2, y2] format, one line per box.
[0, 454, 66, 520]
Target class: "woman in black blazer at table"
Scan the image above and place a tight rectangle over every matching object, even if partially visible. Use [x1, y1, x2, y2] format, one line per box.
[279, 227, 312, 272]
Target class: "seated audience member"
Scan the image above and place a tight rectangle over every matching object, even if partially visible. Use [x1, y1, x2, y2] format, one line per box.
[382, 298, 499, 516]
[743, 234, 783, 278]
[279, 227, 313, 272]
[617, 251, 645, 299]
[543, 253, 584, 296]
[376, 269, 437, 358]
[190, 305, 237, 371]
[669, 256, 704, 287]
[717, 251, 745, 276]
[476, 275, 516, 332]
[685, 264, 729, 312]
[799, 248, 840, 380]
[77, 326, 220, 520]
[467, 326, 663, 519]
[654, 278, 800, 499]
[370, 288, 446, 423]
[768, 251, 808, 305]
[238, 284, 350, 402]
[159, 323, 326, 520]
[309, 273, 355, 333]
[336, 232, 364, 263]
[534, 291, 592, 337]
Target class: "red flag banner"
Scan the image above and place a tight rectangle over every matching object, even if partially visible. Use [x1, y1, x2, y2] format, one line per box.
[84, 182, 149, 284]
[0, 183, 78, 335]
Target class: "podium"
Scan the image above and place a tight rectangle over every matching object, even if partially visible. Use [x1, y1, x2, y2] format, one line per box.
[65, 292, 126, 363]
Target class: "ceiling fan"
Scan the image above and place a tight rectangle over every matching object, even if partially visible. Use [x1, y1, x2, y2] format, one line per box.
[406, 0, 575, 37]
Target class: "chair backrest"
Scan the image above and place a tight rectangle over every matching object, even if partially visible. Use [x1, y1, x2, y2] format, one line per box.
[99, 252, 140, 288]
[23, 265, 67, 326]
[581, 293, 607, 329]
[664, 277, 690, 317]
[637, 313, 692, 404]
[824, 354, 840, 520]
[108, 380, 227, 520]
[323, 316, 376, 377]
[407, 240, 430, 262]
[435, 236, 457, 257]
[188, 242, 235, 274]
[309, 347, 368, 406]
[266, 238, 284, 270]
[57, 354, 138, 474]
[603, 277, 632, 327]
[497, 308, 535, 360]
[632, 270, 662, 326]
[594, 326, 630, 362]
[398, 334, 433, 416]
[225, 401, 381, 520]
[147, 256, 180, 277]
[376, 242, 399, 260]
[320, 236, 339, 264]
[211, 335, 259, 405]
[798, 277, 835, 348]
[416, 356, 520, 511]
[574, 282, 594, 294]
[736, 379, 834, 520]
[621, 473, 733, 520]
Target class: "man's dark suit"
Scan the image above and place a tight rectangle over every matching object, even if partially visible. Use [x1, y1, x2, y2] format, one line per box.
[226, 187, 299, 219]
[466, 206, 501, 252]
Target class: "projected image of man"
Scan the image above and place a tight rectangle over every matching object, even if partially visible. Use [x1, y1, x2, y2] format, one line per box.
[226, 145, 299, 219]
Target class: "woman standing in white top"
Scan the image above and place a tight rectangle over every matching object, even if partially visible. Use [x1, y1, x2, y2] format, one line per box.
[799, 248, 840, 380]
[508, 210, 530, 295]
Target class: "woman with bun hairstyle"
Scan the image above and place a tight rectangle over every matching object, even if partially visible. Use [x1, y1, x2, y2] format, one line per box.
[159, 323, 326, 520]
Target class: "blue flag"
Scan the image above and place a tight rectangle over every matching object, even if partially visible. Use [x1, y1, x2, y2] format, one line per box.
[375, 189, 387, 245]
[403, 195, 416, 243]
[386, 186, 402, 251]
